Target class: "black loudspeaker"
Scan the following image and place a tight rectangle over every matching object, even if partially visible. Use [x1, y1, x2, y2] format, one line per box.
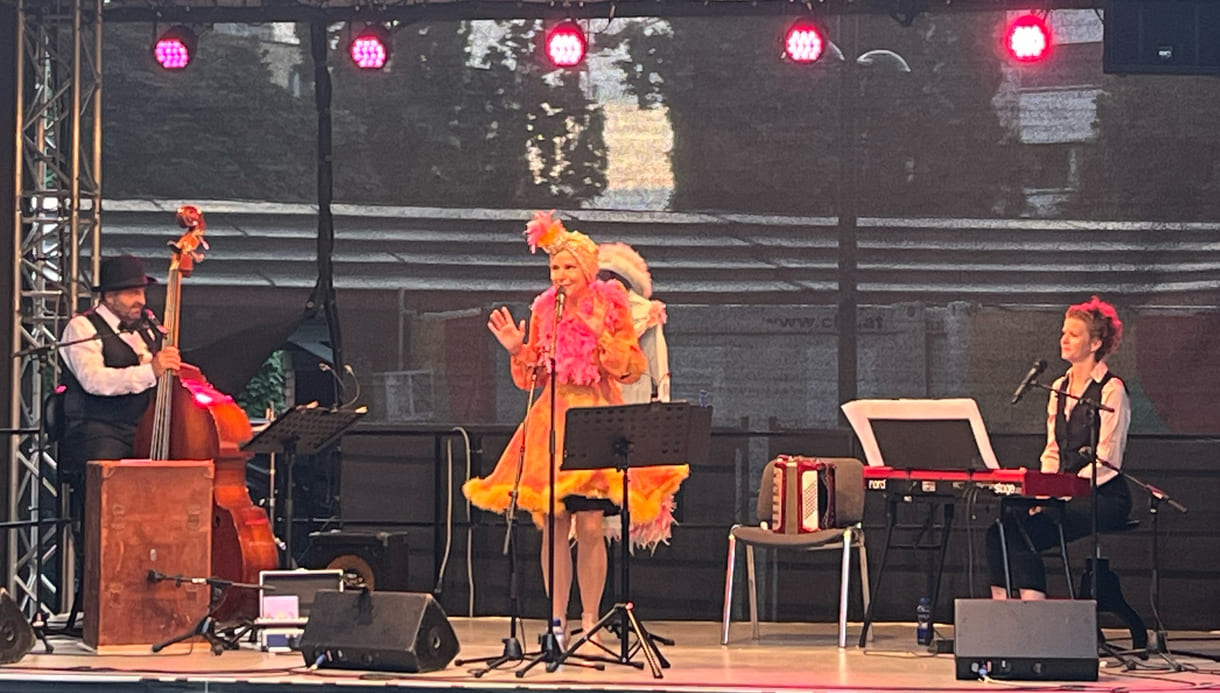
[300, 531, 409, 591]
[298, 590, 459, 673]
[1104, 0, 1220, 75]
[954, 599, 1099, 681]
[0, 589, 35, 665]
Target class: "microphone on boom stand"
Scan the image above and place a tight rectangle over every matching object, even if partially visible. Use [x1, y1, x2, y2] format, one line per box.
[1010, 359, 1048, 405]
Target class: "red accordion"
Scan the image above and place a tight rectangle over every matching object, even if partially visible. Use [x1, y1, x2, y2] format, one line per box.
[770, 455, 837, 534]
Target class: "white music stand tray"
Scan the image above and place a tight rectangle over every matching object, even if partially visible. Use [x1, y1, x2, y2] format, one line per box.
[841, 398, 1001, 470]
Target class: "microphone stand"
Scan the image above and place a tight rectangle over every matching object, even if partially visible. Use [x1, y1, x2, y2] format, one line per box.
[456, 367, 540, 676]
[1090, 458, 1194, 669]
[1027, 382, 1107, 597]
[148, 571, 266, 655]
[519, 290, 566, 676]
[1028, 380, 1140, 666]
[517, 290, 603, 678]
[20, 317, 164, 638]
[8, 326, 147, 649]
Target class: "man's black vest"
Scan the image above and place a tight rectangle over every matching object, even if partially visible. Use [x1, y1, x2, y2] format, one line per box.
[1054, 370, 1118, 475]
[61, 310, 162, 424]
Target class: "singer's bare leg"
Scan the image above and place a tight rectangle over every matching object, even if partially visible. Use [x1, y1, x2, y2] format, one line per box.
[541, 510, 573, 629]
[574, 510, 607, 645]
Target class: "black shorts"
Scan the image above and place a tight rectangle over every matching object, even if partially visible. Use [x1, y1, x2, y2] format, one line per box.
[562, 495, 621, 516]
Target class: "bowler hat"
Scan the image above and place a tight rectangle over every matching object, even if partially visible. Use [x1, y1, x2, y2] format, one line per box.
[92, 255, 157, 292]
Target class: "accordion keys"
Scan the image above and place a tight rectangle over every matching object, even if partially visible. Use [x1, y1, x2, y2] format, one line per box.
[770, 455, 837, 534]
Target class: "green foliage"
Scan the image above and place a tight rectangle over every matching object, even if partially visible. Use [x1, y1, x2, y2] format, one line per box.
[236, 349, 287, 419]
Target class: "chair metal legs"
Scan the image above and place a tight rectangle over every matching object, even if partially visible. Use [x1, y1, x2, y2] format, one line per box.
[722, 525, 870, 648]
[746, 544, 759, 640]
[857, 529, 873, 643]
[721, 529, 737, 645]
[837, 526, 872, 646]
[838, 528, 852, 647]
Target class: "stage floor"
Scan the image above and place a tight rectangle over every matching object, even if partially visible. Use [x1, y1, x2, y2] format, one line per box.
[2, 618, 1218, 692]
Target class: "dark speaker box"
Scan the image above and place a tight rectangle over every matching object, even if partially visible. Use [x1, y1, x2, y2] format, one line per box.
[0, 589, 35, 665]
[1104, 0, 1220, 75]
[954, 599, 1098, 681]
[300, 531, 409, 591]
[298, 590, 459, 672]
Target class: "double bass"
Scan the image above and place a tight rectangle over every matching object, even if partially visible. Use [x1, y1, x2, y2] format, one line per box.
[134, 206, 278, 622]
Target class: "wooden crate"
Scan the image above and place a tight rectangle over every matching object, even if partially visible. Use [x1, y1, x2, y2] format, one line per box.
[84, 459, 213, 653]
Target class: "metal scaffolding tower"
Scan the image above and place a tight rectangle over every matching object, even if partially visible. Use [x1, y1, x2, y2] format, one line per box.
[8, 0, 102, 616]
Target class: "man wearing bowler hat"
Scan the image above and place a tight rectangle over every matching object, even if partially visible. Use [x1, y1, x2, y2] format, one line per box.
[58, 255, 181, 511]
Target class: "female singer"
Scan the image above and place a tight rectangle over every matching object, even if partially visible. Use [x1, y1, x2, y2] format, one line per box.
[463, 212, 689, 639]
[986, 296, 1133, 599]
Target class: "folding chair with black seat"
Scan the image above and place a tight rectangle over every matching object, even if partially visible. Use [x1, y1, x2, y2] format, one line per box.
[721, 457, 870, 648]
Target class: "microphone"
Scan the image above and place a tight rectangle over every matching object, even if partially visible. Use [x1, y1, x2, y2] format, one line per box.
[142, 308, 167, 335]
[1010, 359, 1048, 405]
[319, 361, 356, 406]
[319, 361, 344, 388]
[554, 286, 566, 320]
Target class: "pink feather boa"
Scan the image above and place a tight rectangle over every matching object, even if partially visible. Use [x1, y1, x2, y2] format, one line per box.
[531, 280, 629, 386]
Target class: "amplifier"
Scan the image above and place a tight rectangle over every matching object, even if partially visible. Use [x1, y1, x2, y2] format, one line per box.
[770, 456, 836, 534]
[301, 531, 410, 591]
[954, 599, 1099, 681]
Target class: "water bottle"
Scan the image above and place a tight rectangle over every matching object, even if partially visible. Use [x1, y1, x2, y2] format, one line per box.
[916, 597, 932, 646]
[547, 617, 565, 670]
[547, 617, 565, 652]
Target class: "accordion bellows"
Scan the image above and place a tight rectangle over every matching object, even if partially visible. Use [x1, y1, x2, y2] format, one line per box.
[770, 455, 837, 534]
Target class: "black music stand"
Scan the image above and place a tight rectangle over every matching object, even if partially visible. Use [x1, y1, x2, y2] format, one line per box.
[243, 404, 366, 568]
[548, 402, 711, 679]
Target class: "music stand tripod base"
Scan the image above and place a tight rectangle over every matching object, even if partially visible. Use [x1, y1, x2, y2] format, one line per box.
[549, 402, 712, 679]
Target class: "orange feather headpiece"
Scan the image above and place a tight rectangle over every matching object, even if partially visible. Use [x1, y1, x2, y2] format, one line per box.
[524, 210, 599, 281]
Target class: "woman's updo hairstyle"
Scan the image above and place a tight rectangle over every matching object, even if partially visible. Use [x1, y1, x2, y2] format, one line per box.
[1066, 295, 1123, 361]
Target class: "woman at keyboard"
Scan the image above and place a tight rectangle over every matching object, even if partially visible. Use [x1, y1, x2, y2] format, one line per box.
[985, 296, 1133, 599]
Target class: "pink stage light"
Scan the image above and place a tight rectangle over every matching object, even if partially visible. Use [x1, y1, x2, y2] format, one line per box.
[784, 19, 827, 64]
[1006, 13, 1052, 63]
[349, 25, 392, 70]
[153, 26, 196, 70]
[545, 20, 587, 68]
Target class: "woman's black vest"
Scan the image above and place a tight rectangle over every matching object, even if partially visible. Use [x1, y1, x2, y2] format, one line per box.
[61, 310, 162, 424]
[1054, 371, 1118, 475]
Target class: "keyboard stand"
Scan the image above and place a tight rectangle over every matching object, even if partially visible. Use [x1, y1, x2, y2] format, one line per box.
[858, 491, 955, 649]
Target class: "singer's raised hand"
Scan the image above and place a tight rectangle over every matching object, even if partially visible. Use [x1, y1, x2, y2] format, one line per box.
[487, 306, 526, 356]
[152, 345, 181, 377]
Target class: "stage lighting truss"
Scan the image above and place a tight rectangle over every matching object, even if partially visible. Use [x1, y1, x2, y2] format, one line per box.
[153, 24, 198, 70]
[349, 23, 393, 70]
